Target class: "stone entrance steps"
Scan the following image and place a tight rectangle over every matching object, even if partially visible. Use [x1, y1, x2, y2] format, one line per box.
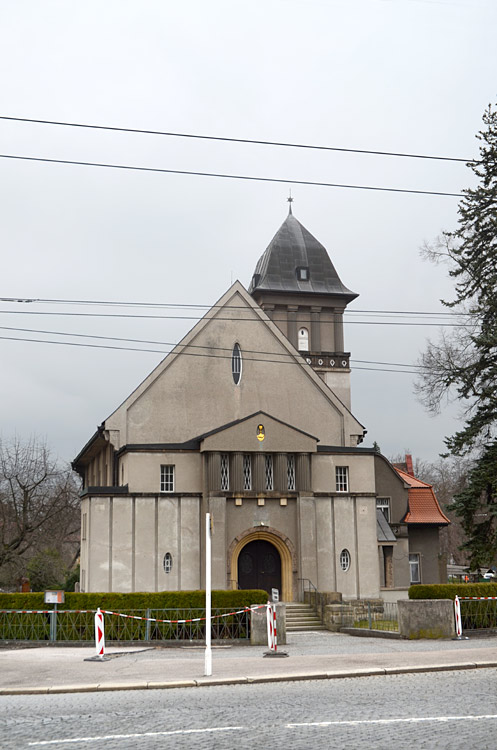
[286, 602, 326, 632]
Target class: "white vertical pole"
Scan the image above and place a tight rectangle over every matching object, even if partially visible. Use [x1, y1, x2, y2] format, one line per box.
[204, 512, 212, 676]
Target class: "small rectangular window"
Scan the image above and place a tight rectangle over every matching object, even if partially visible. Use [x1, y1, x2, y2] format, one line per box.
[287, 455, 296, 490]
[409, 553, 420, 584]
[335, 466, 349, 493]
[376, 497, 391, 522]
[160, 464, 175, 492]
[221, 454, 230, 491]
[265, 455, 274, 491]
[82, 513, 87, 541]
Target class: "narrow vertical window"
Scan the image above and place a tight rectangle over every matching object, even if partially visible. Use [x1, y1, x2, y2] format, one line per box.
[335, 466, 349, 492]
[298, 327, 309, 351]
[163, 553, 173, 574]
[82, 513, 87, 541]
[376, 497, 391, 522]
[221, 453, 230, 490]
[160, 465, 175, 492]
[287, 455, 296, 490]
[409, 553, 420, 584]
[232, 343, 242, 385]
[243, 454, 252, 490]
[265, 455, 274, 491]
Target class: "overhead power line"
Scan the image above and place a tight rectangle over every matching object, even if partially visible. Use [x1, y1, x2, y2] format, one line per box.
[0, 324, 427, 371]
[0, 297, 473, 317]
[0, 309, 473, 327]
[0, 153, 464, 198]
[0, 333, 422, 375]
[0, 116, 475, 163]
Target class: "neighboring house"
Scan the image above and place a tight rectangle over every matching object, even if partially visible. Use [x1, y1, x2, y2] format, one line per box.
[394, 461, 450, 586]
[73, 207, 448, 600]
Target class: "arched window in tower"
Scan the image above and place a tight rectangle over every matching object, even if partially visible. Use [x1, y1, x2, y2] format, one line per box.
[298, 327, 309, 352]
[232, 343, 242, 385]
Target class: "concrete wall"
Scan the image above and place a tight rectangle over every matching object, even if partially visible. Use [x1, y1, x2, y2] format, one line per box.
[84, 494, 202, 592]
[124, 452, 202, 494]
[398, 599, 455, 639]
[250, 603, 286, 646]
[312, 453, 375, 494]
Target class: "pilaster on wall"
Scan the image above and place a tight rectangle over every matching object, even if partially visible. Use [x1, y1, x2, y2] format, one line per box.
[298, 496, 318, 587]
[208, 496, 227, 590]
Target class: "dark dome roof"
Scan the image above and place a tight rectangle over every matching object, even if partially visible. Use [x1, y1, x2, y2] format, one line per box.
[248, 212, 358, 301]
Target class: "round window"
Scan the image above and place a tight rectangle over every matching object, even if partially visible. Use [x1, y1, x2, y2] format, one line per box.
[163, 552, 173, 574]
[339, 549, 351, 572]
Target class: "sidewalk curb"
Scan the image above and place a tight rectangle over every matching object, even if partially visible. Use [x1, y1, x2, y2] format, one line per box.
[2, 661, 497, 695]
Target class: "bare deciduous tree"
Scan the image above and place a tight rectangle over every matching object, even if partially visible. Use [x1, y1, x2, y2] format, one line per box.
[0, 437, 80, 586]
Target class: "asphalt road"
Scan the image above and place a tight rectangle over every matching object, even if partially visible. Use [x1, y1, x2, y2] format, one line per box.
[1, 669, 497, 749]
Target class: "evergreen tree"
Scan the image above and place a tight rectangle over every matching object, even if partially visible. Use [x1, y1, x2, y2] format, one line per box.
[416, 103, 497, 569]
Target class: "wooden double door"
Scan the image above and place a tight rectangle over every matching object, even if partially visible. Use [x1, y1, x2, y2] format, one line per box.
[237, 540, 281, 598]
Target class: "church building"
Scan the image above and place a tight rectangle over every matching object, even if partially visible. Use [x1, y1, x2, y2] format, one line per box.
[73, 206, 448, 600]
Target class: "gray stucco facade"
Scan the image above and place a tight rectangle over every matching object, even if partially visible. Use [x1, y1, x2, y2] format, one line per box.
[74, 211, 447, 600]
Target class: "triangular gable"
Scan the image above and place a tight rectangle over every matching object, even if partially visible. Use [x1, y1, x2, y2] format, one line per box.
[103, 281, 366, 448]
[198, 411, 318, 453]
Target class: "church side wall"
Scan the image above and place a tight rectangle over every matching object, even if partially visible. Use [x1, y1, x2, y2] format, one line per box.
[83, 494, 203, 593]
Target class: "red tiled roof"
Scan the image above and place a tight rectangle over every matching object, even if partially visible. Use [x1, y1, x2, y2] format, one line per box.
[394, 467, 450, 525]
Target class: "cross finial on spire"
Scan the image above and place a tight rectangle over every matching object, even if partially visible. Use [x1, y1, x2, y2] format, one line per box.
[287, 190, 293, 215]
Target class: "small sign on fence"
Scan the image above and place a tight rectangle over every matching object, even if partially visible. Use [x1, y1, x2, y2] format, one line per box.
[44, 590, 65, 604]
[271, 588, 279, 603]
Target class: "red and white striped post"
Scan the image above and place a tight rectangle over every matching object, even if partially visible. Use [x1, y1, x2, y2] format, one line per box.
[454, 595, 463, 639]
[266, 601, 277, 652]
[95, 607, 106, 659]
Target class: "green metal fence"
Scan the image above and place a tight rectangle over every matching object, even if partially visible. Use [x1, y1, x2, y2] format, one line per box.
[0, 607, 252, 642]
[459, 597, 497, 632]
[351, 601, 399, 632]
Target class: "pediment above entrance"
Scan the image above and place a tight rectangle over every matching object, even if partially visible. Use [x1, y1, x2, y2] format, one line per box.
[198, 411, 318, 453]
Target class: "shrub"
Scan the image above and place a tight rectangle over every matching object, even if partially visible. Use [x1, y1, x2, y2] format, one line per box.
[409, 583, 497, 600]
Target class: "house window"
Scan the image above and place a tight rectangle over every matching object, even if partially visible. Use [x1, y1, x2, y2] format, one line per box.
[232, 343, 242, 385]
[339, 549, 351, 572]
[409, 553, 421, 584]
[376, 497, 391, 522]
[82, 513, 87, 541]
[80, 569, 86, 592]
[265, 455, 274, 491]
[221, 454, 230, 490]
[287, 454, 296, 490]
[336, 466, 349, 493]
[243, 454, 252, 490]
[296, 266, 309, 281]
[160, 465, 175, 492]
[163, 552, 173, 574]
[298, 327, 309, 352]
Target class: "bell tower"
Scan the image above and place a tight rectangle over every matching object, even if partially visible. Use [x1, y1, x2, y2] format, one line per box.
[249, 203, 358, 410]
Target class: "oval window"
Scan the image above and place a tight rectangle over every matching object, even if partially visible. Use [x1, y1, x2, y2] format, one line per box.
[232, 343, 242, 385]
[163, 552, 173, 574]
[339, 549, 350, 572]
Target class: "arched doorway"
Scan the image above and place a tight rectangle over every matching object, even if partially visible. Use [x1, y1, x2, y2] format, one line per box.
[238, 539, 281, 597]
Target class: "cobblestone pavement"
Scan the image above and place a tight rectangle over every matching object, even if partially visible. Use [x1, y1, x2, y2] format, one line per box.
[1, 669, 497, 749]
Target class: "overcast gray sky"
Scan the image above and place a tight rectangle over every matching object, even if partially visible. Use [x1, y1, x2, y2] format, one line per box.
[0, 0, 495, 467]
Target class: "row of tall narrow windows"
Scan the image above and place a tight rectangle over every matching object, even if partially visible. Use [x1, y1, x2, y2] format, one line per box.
[160, 462, 351, 494]
[220, 453, 296, 492]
